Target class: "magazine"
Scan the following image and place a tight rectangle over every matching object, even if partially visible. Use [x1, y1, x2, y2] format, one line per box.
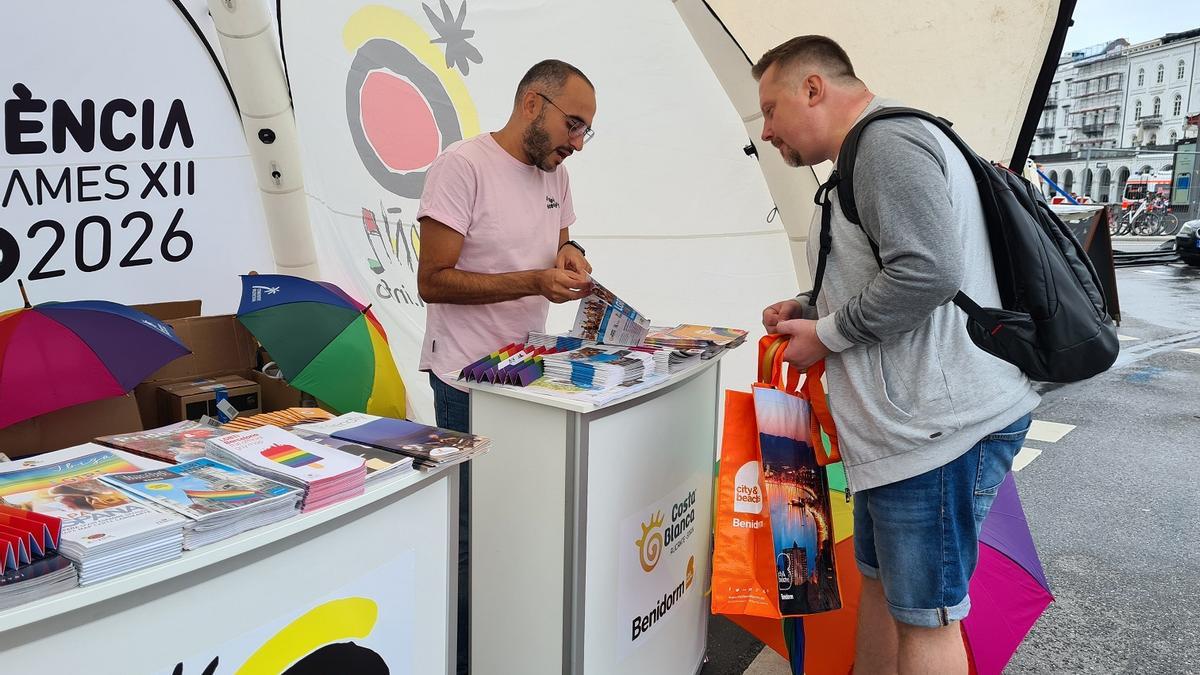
[322, 414, 490, 466]
[286, 426, 415, 483]
[99, 458, 300, 521]
[96, 421, 230, 464]
[206, 426, 366, 486]
[221, 407, 335, 433]
[0, 445, 183, 552]
[0, 553, 78, 611]
[643, 324, 748, 349]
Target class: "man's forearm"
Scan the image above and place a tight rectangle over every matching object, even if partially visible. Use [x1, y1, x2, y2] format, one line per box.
[419, 267, 543, 305]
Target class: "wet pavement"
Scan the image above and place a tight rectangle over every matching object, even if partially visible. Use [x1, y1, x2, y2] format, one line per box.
[703, 259, 1200, 674]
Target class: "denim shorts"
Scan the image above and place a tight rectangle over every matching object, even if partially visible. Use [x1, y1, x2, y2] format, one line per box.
[853, 413, 1032, 627]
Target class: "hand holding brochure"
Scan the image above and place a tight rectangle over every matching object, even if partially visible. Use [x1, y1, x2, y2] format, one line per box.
[569, 279, 650, 346]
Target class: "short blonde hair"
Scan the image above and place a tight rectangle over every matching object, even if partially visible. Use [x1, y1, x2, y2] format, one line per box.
[752, 35, 859, 84]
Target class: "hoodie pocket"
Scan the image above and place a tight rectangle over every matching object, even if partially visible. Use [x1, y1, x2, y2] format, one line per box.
[871, 337, 961, 436]
[871, 343, 914, 422]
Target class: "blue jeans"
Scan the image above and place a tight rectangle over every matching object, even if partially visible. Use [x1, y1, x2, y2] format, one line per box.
[853, 413, 1032, 627]
[429, 373, 471, 674]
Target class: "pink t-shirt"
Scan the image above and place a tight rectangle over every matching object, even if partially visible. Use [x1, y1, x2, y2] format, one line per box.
[417, 133, 576, 383]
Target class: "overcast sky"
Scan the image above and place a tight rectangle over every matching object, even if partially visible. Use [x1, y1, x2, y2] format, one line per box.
[1064, 0, 1198, 51]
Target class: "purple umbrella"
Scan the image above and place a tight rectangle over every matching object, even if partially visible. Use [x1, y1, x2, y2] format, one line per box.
[0, 296, 189, 428]
[963, 472, 1054, 674]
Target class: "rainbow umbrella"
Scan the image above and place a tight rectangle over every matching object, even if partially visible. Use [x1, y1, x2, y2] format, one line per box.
[0, 286, 189, 428]
[236, 274, 405, 418]
[733, 468, 1052, 675]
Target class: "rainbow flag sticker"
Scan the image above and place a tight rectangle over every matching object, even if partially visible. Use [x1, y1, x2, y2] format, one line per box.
[184, 489, 258, 502]
[261, 444, 324, 470]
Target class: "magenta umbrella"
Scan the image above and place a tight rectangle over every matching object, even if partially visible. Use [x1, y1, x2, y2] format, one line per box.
[963, 472, 1054, 674]
[0, 284, 189, 428]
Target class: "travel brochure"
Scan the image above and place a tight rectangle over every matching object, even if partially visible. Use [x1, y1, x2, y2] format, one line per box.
[310, 412, 491, 470]
[0, 400, 486, 609]
[454, 283, 745, 406]
[569, 279, 651, 346]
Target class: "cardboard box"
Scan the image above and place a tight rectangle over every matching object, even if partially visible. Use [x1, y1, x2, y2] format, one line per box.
[0, 394, 143, 460]
[132, 302, 258, 428]
[130, 300, 307, 429]
[135, 299, 202, 322]
[157, 375, 262, 423]
[248, 370, 308, 412]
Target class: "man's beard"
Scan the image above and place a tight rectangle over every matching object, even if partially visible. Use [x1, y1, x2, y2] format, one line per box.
[522, 113, 558, 172]
[779, 143, 804, 167]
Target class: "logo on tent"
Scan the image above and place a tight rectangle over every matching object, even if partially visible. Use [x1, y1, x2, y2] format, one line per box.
[343, 4, 482, 198]
[250, 285, 280, 303]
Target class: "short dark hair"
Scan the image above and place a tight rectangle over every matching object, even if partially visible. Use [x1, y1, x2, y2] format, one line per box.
[515, 59, 594, 103]
[751, 35, 859, 84]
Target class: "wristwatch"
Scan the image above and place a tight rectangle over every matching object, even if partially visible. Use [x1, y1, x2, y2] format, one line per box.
[559, 240, 586, 256]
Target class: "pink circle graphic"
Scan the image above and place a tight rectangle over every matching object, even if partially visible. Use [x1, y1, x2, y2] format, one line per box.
[360, 70, 442, 172]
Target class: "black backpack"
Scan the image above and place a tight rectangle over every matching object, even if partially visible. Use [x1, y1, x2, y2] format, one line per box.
[809, 107, 1118, 383]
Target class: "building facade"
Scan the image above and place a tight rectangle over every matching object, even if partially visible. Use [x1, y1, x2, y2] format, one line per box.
[1066, 44, 1130, 151]
[1038, 57, 1076, 155]
[1123, 29, 1200, 149]
[1033, 28, 1200, 206]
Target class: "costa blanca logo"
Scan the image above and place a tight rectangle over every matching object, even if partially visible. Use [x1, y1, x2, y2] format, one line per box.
[620, 482, 702, 653]
[635, 511, 665, 573]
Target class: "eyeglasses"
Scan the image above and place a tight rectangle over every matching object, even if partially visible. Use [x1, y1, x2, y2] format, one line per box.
[537, 93, 594, 144]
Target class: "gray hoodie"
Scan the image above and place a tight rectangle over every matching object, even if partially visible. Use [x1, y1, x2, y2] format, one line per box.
[803, 98, 1039, 493]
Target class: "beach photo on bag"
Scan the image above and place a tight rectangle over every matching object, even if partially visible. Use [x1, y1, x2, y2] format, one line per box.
[752, 386, 841, 615]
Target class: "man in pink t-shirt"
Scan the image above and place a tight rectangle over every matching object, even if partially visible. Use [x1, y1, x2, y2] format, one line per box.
[416, 60, 596, 675]
[417, 59, 596, 430]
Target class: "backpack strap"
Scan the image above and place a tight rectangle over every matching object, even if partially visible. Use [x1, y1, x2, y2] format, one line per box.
[807, 173, 840, 308]
[828, 106, 1003, 328]
[835, 106, 962, 228]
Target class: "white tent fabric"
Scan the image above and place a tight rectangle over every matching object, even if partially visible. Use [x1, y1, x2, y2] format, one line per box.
[676, 0, 1068, 280]
[0, 0, 1067, 426]
[280, 0, 797, 422]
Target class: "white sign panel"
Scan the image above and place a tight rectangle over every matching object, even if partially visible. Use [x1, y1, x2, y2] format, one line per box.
[165, 550, 415, 675]
[617, 475, 704, 660]
[0, 1, 273, 313]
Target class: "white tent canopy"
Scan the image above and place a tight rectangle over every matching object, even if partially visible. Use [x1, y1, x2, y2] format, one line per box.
[0, 0, 1072, 422]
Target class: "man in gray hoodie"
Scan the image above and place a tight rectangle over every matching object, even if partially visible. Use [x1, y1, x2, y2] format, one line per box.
[755, 36, 1039, 674]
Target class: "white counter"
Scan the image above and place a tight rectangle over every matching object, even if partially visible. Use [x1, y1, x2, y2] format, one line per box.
[0, 466, 459, 675]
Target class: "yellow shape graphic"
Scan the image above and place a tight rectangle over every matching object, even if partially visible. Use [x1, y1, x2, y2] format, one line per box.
[365, 319, 407, 419]
[236, 597, 378, 675]
[343, 6, 480, 137]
